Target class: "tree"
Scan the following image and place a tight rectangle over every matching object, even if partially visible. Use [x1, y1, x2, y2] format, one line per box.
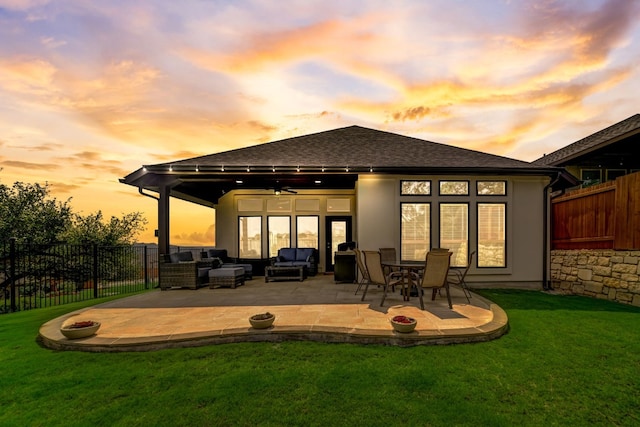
[0, 181, 72, 244]
[60, 211, 147, 245]
[0, 180, 147, 245]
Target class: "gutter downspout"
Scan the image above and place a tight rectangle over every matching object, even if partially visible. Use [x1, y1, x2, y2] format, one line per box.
[138, 187, 159, 201]
[543, 173, 561, 291]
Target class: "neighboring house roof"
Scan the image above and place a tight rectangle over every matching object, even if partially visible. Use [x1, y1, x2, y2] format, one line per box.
[122, 125, 571, 205]
[533, 114, 640, 167]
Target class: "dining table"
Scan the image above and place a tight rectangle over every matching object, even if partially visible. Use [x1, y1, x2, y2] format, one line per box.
[380, 260, 425, 301]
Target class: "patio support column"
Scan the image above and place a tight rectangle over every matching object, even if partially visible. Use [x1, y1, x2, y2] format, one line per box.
[158, 185, 170, 256]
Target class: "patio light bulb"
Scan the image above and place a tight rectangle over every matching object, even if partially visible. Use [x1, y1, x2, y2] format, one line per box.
[321, 166, 325, 172]
[169, 165, 173, 172]
[274, 189, 281, 196]
[247, 166, 250, 172]
[142, 166, 147, 172]
[345, 166, 349, 172]
[370, 166, 373, 172]
[273, 166, 276, 172]
[195, 165, 199, 172]
[221, 166, 225, 171]
[296, 166, 300, 172]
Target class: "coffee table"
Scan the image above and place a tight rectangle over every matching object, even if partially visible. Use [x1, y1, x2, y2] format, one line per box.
[265, 266, 305, 282]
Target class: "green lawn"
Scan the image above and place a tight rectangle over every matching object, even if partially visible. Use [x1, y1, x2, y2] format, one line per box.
[1, 290, 639, 426]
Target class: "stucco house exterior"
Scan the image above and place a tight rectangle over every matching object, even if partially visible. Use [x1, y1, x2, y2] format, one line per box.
[121, 125, 575, 289]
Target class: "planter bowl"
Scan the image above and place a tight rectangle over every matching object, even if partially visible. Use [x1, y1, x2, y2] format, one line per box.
[60, 321, 101, 339]
[390, 316, 417, 333]
[249, 314, 275, 329]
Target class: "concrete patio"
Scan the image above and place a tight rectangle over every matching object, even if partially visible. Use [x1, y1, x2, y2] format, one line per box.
[38, 274, 509, 352]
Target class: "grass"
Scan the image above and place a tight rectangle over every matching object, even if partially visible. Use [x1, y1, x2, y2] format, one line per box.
[1, 290, 639, 426]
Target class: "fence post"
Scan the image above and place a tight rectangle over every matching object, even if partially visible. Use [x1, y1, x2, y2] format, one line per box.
[9, 237, 17, 312]
[92, 244, 98, 298]
[144, 245, 149, 289]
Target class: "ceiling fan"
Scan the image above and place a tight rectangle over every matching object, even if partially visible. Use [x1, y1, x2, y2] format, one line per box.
[272, 186, 297, 195]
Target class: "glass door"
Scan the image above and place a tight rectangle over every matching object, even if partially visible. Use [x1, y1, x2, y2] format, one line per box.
[325, 216, 352, 272]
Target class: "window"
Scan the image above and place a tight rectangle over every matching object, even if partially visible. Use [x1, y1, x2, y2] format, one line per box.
[606, 169, 626, 181]
[296, 216, 319, 249]
[477, 203, 506, 267]
[266, 198, 292, 212]
[477, 181, 506, 195]
[238, 216, 262, 258]
[237, 199, 263, 212]
[439, 181, 469, 195]
[440, 203, 468, 267]
[401, 203, 430, 261]
[327, 199, 350, 212]
[581, 169, 601, 187]
[401, 180, 431, 195]
[267, 216, 290, 257]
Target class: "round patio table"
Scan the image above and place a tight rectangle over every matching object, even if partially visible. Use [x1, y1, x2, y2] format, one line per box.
[381, 261, 424, 301]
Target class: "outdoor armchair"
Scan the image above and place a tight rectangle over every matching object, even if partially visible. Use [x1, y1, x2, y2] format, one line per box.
[418, 250, 453, 309]
[159, 251, 211, 290]
[353, 248, 370, 295]
[379, 247, 397, 276]
[447, 250, 475, 303]
[361, 250, 404, 306]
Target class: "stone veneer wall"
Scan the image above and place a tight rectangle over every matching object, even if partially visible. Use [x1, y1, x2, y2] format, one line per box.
[550, 249, 640, 306]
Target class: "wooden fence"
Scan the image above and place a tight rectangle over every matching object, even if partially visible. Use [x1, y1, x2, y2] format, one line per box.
[551, 172, 640, 250]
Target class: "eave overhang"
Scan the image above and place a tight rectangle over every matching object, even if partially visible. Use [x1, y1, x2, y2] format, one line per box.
[120, 163, 573, 207]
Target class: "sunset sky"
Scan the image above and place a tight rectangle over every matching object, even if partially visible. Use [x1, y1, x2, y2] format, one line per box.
[1, 0, 639, 245]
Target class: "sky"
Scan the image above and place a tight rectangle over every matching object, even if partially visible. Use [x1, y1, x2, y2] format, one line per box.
[1, 0, 639, 245]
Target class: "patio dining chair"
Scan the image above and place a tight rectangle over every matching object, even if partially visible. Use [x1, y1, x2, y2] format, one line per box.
[353, 248, 370, 295]
[418, 250, 453, 309]
[447, 251, 475, 303]
[361, 250, 404, 306]
[379, 247, 398, 276]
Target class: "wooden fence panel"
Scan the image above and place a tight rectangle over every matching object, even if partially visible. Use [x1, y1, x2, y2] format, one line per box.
[614, 172, 640, 250]
[551, 172, 640, 250]
[552, 181, 616, 250]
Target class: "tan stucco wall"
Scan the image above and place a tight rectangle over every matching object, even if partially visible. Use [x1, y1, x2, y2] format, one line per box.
[214, 175, 550, 287]
[214, 189, 356, 272]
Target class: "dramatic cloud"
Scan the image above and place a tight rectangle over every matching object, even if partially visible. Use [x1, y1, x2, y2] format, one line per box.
[1, 0, 638, 244]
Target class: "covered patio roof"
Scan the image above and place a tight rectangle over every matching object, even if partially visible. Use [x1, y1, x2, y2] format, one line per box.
[121, 125, 575, 206]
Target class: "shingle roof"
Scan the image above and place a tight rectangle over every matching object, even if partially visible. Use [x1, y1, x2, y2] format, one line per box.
[158, 125, 544, 171]
[533, 114, 640, 166]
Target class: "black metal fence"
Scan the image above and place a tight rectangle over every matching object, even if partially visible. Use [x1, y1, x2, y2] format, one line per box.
[0, 239, 159, 314]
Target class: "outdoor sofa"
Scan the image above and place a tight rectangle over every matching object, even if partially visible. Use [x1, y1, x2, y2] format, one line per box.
[272, 247, 318, 276]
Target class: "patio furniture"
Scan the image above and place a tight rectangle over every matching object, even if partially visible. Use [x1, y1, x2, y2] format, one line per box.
[361, 250, 404, 306]
[265, 265, 305, 282]
[379, 247, 398, 276]
[380, 260, 425, 300]
[206, 249, 253, 279]
[272, 247, 318, 276]
[353, 248, 370, 295]
[334, 251, 356, 283]
[418, 250, 453, 309]
[159, 251, 212, 290]
[209, 267, 245, 289]
[448, 251, 475, 303]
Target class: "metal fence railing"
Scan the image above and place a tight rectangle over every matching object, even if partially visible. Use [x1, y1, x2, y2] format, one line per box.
[0, 239, 160, 314]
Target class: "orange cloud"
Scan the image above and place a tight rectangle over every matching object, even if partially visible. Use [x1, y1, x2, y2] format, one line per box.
[0, 160, 60, 170]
